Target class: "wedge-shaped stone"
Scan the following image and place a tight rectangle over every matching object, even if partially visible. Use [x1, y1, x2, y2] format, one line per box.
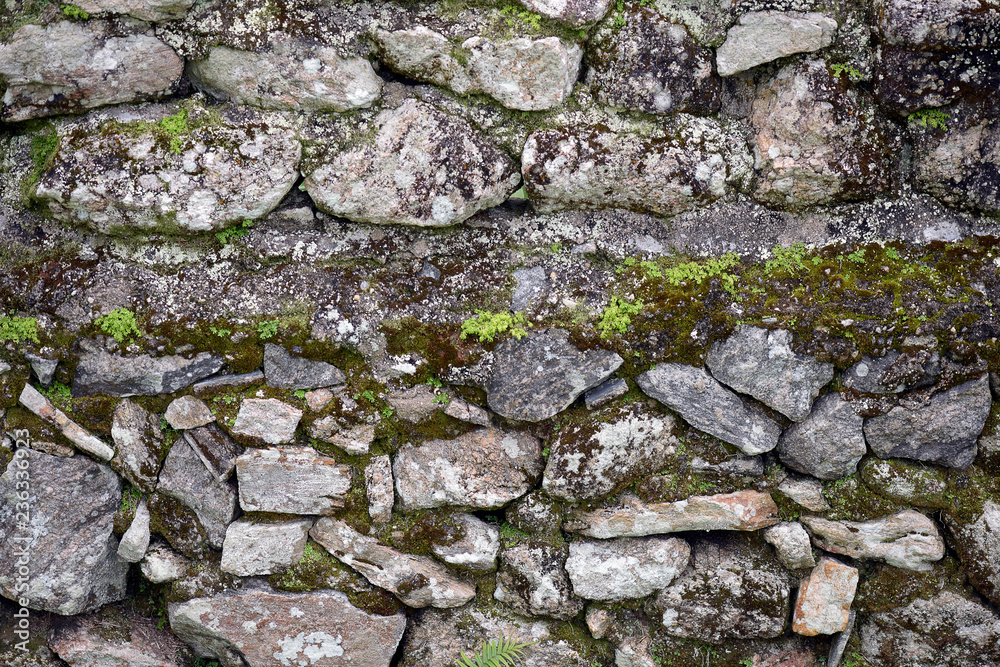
[263, 343, 346, 391]
[311, 518, 476, 608]
[220, 519, 313, 577]
[75, 0, 195, 21]
[801, 510, 944, 571]
[231, 398, 302, 444]
[168, 585, 406, 667]
[156, 438, 237, 550]
[366, 454, 394, 524]
[566, 536, 690, 601]
[716, 11, 837, 76]
[779, 392, 866, 480]
[792, 557, 859, 636]
[394, 427, 543, 511]
[118, 498, 151, 563]
[430, 513, 499, 572]
[565, 491, 780, 539]
[236, 446, 352, 515]
[183, 423, 243, 482]
[636, 363, 780, 455]
[72, 348, 224, 398]
[164, 395, 214, 430]
[495, 540, 582, 620]
[19, 383, 114, 461]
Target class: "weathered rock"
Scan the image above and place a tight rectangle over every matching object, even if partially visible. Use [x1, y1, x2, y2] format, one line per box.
[189, 32, 382, 112]
[304, 99, 519, 227]
[488, 329, 623, 422]
[706, 326, 834, 422]
[864, 376, 991, 467]
[792, 557, 859, 636]
[636, 363, 781, 455]
[49, 609, 189, 667]
[778, 477, 832, 512]
[0, 21, 182, 122]
[118, 498, 151, 563]
[565, 536, 690, 601]
[522, 117, 753, 216]
[140, 542, 190, 583]
[944, 500, 1000, 606]
[584, 377, 628, 409]
[156, 438, 237, 549]
[874, 46, 1000, 115]
[689, 454, 764, 478]
[430, 513, 500, 572]
[442, 396, 491, 426]
[19, 383, 114, 461]
[802, 510, 945, 571]
[506, 490, 563, 536]
[146, 492, 210, 559]
[36, 104, 301, 235]
[72, 348, 224, 398]
[873, 0, 1000, 49]
[305, 388, 334, 412]
[0, 449, 128, 614]
[859, 458, 950, 508]
[310, 419, 376, 455]
[231, 397, 302, 444]
[163, 396, 214, 430]
[843, 350, 941, 395]
[183, 424, 243, 483]
[394, 427, 543, 511]
[764, 522, 817, 571]
[716, 11, 837, 76]
[778, 392, 867, 480]
[263, 343, 346, 391]
[751, 60, 895, 209]
[24, 353, 58, 387]
[511, 266, 548, 312]
[565, 491, 780, 539]
[311, 518, 476, 608]
[586, 8, 719, 114]
[652, 534, 792, 643]
[495, 540, 583, 620]
[828, 610, 857, 667]
[543, 404, 678, 501]
[75, 0, 195, 22]
[220, 519, 312, 577]
[168, 585, 406, 667]
[236, 446, 352, 515]
[519, 0, 611, 26]
[192, 370, 263, 395]
[387, 384, 438, 422]
[366, 454, 394, 524]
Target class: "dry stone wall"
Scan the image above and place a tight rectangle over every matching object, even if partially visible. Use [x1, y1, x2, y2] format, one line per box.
[1, 0, 1000, 666]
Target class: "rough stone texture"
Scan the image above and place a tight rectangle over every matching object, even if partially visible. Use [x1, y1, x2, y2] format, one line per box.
[430, 513, 499, 571]
[75, 0, 195, 22]
[373, 28, 581, 111]
[387, 384, 438, 422]
[543, 404, 678, 501]
[0, 21, 182, 122]
[156, 438, 237, 550]
[49, 610, 189, 667]
[519, 0, 611, 26]
[716, 11, 838, 77]
[522, 117, 753, 216]
[220, 519, 312, 577]
[311, 518, 476, 608]
[495, 540, 582, 620]
[263, 343, 346, 391]
[118, 498, 151, 563]
[19, 383, 114, 461]
[168, 585, 406, 667]
[511, 266, 548, 312]
[764, 522, 817, 571]
[442, 396, 491, 426]
[652, 534, 792, 644]
[304, 99, 519, 227]
[778, 392, 867, 480]
[843, 350, 940, 394]
[305, 388, 334, 412]
[140, 542, 190, 584]
[365, 454, 394, 524]
[506, 490, 563, 536]
[72, 348, 224, 397]
[859, 457, 950, 507]
[778, 477, 831, 512]
[792, 557, 859, 636]
[24, 353, 57, 388]
[944, 500, 1000, 606]
[189, 33, 382, 112]
[863, 376, 991, 468]
[36, 104, 302, 235]
[0, 449, 128, 615]
[565, 536, 690, 601]
[750, 60, 895, 209]
[565, 491, 780, 538]
[231, 397, 302, 444]
[586, 8, 719, 114]
[636, 363, 781, 455]
[163, 395, 214, 430]
[802, 510, 945, 571]
[192, 370, 264, 395]
[147, 491, 211, 559]
[394, 427, 543, 511]
[706, 326, 834, 422]
[584, 377, 628, 409]
[236, 446, 352, 515]
[488, 328, 623, 422]
[310, 420, 376, 455]
[183, 424, 243, 483]
[873, 46, 1000, 116]
[873, 0, 1000, 49]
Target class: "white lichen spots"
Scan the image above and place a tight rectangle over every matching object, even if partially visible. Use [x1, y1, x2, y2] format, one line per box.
[242, 620, 258, 633]
[273, 632, 345, 666]
[289, 606, 305, 618]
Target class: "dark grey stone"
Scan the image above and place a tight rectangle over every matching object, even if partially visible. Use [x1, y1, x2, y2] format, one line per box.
[510, 266, 548, 312]
[843, 350, 940, 394]
[192, 370, 264, 394]
[184, 423, 243, 482]
[110, 398, 168, 493]
[584, 377, 628, 409]
[72, 348, 224, 397]
[156, 439, 238, 549]
[417, 260, 441, 281]
[944, 500, 1000, 607]
[24, 353, 57, 388]
[778, 392, 867, 480]
[263, 343, 346, 390]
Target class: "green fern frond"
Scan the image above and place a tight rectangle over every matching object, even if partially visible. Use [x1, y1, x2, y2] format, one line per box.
[453, 635, 535, 667]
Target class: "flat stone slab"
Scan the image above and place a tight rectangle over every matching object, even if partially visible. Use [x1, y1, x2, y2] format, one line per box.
[778, 392, 867, 480]
[192, 370, 263, 394]
[565, 536, 690, 601]
[164, 395, 214, 430]
[236, 446, 352, 515]
[565, 491, 780, 539]
[792, 557, 859, 637]
[430, 513, 500, 572]
[520, 0, 611, 26]
[50, 609, 189, 667]
[156, 438, 238, 550]
[72, 348, 224, 398]
[311, 518, 476, 608]
[263, 343, 346, 391]
[636, 363, 781, 455]
[802, 510, 945, 571]
[716, 11, 837, 76]
[487, 328, 623, 422]
[75, 0, 195, 21]
[183, 423, 243, 482]
[19, 383, 114, 461]
[220, 519, 313, 577]
[231, 397, 302, 444]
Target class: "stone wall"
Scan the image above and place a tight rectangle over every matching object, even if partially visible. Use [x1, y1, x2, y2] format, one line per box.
[1, 0, 1000, 665]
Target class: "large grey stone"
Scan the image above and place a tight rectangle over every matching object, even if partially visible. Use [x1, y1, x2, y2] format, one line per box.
[863, 376, 991, 468]
[495, 540, 583, 620]
[263, 343, 346, 391]
[802, 510, 945, 571]
[168, 585, 406, 667]
[716, 11, 837, 76]
[430, 513, 499, 572]
[792, 557, 859, 637]
[236, 446, 352, 515]
[706, 326, 834, 422]
[231, 397, 302, 444]
[75, 0, 195, 21]
[220, 519, 312, 577]
[50, 610, 188, 667]
[156, 438, 237, 550]
[778, 392, 867, 480]
[304, 99, 519, 227]
[19, 383, 114, 461]
[944, 500, 1000, 606]
[311, 518, 476, 608]
[874, 46, 1000, 115]
[183, 423, 243, 483]
[118, 498, 151, 563]
[0, 21, 182, 122]
[859, 457, 950, 507]
[0, 449, 128, 614]
[163, 395, 214, 430]
[394, 427, 543, 511]
[636, 363, 781, 455]
[565, 536, 690, 601]
[487, 328, 623, 422]
[72, 348, 224, 398]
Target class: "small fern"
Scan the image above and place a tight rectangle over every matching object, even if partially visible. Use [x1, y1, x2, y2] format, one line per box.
[453, 636, 535, 667]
